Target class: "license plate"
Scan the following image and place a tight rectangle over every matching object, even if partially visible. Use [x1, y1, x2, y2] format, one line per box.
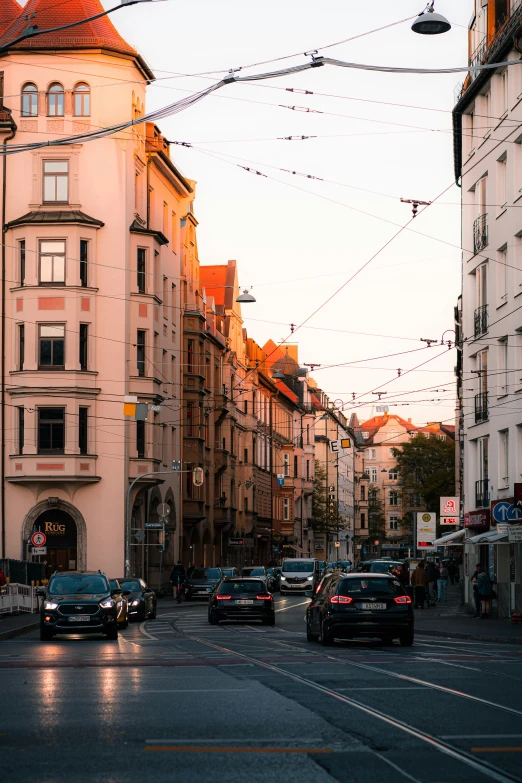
[360, 603, 386, 610]
[236, 599, 253, 605]
[69, 615, 90, 622]
[291, 583, 304, 588]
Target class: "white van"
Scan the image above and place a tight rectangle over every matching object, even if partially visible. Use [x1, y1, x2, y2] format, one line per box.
[279, 558, 321, 594]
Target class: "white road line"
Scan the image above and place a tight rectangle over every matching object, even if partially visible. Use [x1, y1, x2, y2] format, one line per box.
[139, 622, 158, 640]
[440, 735, 522, 740]
[145, 737, 324, 744]
[337, 686, 426, 691]
[275, 600, 309, 613]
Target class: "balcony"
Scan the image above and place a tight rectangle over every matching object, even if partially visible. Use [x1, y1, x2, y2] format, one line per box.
[473, 214, 488, 255]
[475, 479, 490, 510]
[474, 392, 489, 423]
[7, 454, 100, 487]
[474, 305, 488, 338]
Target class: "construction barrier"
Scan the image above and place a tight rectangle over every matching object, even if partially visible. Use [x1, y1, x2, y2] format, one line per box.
[0, 583, 38, 614]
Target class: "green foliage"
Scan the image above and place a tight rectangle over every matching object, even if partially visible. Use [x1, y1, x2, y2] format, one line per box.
[392, 434, 455, 513]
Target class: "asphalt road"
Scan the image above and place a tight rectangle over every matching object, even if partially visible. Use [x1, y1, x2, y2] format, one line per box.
[2, 595, 522, 783]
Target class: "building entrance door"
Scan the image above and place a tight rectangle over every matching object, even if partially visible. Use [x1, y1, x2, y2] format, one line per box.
[31, 509, 78, 579]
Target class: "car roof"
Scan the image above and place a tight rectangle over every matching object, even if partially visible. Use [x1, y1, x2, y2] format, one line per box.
[339, 572, 395, 579]
[51, 571, 107, 576]
[223, 576, 264, 581]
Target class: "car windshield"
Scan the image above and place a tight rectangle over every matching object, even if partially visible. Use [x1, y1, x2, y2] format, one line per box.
[219, 581, 265, 594]
[109, 580, 121, 591]
[282, 561, 315, 573]
[370, 561, 402, 574]
[191, 568, 221, 580]
[119, 580, 142, 592]
[49, 575, 108, 595]
[242, 567, 265, 576]
[221, 568, 236, 576]
[338, 578, 404, 597]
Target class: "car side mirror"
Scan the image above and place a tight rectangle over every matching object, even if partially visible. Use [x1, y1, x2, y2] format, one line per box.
[305, 590, 313, 598]
[36, 587, 46, 597]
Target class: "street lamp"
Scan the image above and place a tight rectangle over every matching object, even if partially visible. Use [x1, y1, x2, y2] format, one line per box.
[236, 289, 256, 303]
[411, 2, 451, 35]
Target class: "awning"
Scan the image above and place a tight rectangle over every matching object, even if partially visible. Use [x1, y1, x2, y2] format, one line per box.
[467, 530, 508, 544]
[433, 529, 466, 546]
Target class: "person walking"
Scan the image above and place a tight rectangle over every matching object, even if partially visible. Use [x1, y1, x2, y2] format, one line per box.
[425, 560, 438, 606]
[170, 561, 185, 600]
[437, 562, 449, 602]
[411, 562, 429, 609]
[447, 558, 457, 586]
[477, 565, 493, 619]
[470, 565, 481, 618]
[0, 567, 6, 587]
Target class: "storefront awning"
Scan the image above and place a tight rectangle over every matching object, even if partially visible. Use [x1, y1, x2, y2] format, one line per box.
[433, 529, 466, 546]
[467, 530, 508, 544]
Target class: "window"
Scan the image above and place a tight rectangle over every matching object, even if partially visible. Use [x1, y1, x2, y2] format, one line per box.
[80, 240, 88, 287]
[283, 497, 290, 521]
[360, 485, 365, 500]
[18, 407, 24, 454]
[19, 241, 26, 286]
[370, 468, 377, 483]
[21, 83, 38, 117]
[38, 408, 65, 454]
[163, 202, 168, 235]
[362, 431, 369, 439]
[171, 212, 177, 252]
[389, 448, 395, 459]
[497, 246, 508, 304]
[39, 324, 65, 369]
[79, 324, 88, 371]
[389, 490, 399, 506]
[136, 420, 145, 458]
[162, 276, 168, 310]
[294, 455, 298, 477]
[244, 448, 248, 464]
[498, 156, 507, 209]
[476, 262, 488, 308]
[187, 339, 194, 372]
[499, 338, 508, 395]
[389, 515, 399, 531]
[501, 70, 508, 115]
[367, 448, 376, 460]
[499, 430, 509, 487]
[388, 468, 398, 481]
[47, 83, 64, 116]
[39, 240, 65, 284]
[283, 452, 290, 477]
[306, 459, 310, 480]
[244, 497, 249, 513]
[483, 92, 491, 135]
[137, 248, 146, 293]
[73, 83, 90, 116]
[43, 161, 69, 203]
[18, 324, 24, 370]
[360, 512, 366, 529]
[137, 330, 146, 376]
[79, 407, 88, 455]
[186, 402, 194, 436]
[478, 436, 489, 482]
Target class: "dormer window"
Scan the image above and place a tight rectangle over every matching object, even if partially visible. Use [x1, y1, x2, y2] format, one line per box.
[73, 83, 90, 117]
[47, 83, 64, 116]
[21, 83, 38, 117]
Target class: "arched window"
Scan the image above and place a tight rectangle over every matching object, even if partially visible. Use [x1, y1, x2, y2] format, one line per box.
[47, 83, 64, 117]
[73, 83, 90, 117]
[21, 83, 38, 117]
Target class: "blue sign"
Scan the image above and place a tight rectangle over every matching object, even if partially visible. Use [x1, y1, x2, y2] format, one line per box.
[277, 477, 284, 487]
[491, 501, 522, 523]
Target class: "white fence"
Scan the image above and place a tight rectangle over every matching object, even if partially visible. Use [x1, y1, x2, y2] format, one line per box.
[0, 583, 38, 614]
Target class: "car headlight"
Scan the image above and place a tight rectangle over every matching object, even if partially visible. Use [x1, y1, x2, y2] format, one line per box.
[131, 599, 140, 606]
[306, 576, 314, 581]
[280, 576, 286, 581]
[100, 598, 115, 609]
[43, 600, 58, 610]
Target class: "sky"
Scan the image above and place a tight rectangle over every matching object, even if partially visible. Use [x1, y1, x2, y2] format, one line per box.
[112, 0, 472, 428]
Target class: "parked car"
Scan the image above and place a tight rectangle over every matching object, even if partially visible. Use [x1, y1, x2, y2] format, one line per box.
[221, 567, 240, 578]
[115, 577, 157, 620]
[305, 573, 414, 647]
[37, 570, 119, 641]
[240, 566, 275, 592]
[369, 560, 403, 575]
[184, 567, 223, 600]
[326, 560, 352, 574]
[208, 578, 275, 625]
[109, 579, 129, 629]
[356, 559, 376, 572]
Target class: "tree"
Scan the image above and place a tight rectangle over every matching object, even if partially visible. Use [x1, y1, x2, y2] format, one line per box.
[393, 434, 455, 513]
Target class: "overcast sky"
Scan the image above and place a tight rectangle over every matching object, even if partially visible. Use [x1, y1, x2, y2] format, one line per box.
[114, 0, 471, 427]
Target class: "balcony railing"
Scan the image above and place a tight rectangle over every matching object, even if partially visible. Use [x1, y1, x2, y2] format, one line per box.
[475, 479, 489, 509]
[474, 304, 488, 338]
[475, 392, 489, 423]
[473, 214, 488, 255]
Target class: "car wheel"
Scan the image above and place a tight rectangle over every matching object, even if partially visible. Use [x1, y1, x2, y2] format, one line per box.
[306, 618, 319, 642]
[380, 635, 394, 645]
[40, 626, 54, 641]
[319, 620, 334, 646]
[105, 625, 119, 640]
[149, 606, 157, 620]
[400, 631, 414, 647]
[209, 610, 219, 625]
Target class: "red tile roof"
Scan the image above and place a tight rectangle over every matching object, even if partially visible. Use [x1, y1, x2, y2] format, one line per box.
[275, 379, 298, 404]
[0, 0, 137, 56]
[199, 265, 228, 307]
[360, 414, 418, 443]
[0, 0, 21, 37]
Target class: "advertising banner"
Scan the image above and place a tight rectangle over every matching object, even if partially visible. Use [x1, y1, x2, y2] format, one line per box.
[417, 512, 436, 550]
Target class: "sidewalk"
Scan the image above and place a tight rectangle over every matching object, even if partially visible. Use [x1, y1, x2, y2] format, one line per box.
[414, 582, 522, 645]
[0, 612, 39, 641]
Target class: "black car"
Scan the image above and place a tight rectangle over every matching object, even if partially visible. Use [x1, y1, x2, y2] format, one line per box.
[305, 573, 414, 647]
[221, 567, 240, 578]
[37, 571, 119, 641]
[184, 567, 223, 600]
[241, 566, 274, 591]
[208, 578, 275, 625]
[114, 578, 157, 621]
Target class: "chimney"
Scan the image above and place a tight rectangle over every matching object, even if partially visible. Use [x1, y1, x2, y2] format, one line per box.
[408, 418, 412, 423]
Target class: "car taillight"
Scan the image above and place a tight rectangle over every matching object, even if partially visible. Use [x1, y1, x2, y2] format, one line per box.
[330, 595, 353, 604]
[394, 595, 412, 604]
[256, 594, 273, 600]
[216, 595, 232, 601]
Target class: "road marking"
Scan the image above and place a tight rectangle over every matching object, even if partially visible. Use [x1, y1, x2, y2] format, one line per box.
[136, 688, 248, 693]
[145, 737, 324, 744]
[275, 600, 309, 613]
[441, 735, 522, 740]
[337, 686, 426, 691]
[139, 623, 158, 640]
[144, 746, 332, 754]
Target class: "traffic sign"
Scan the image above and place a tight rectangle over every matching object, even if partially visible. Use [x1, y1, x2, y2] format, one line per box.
[32, 547, 47, 556]
[134, 530, 145, 542]
[229, 538, 244, 546]
[157, 503, 170, 518]
[145, 522, 164, 529]
[491, 500, 522, 524]
[508, 526, 522, 542]
[277, 474, 284, 486]
[330, 438, 351, 453]
[31, 531, 46, 547]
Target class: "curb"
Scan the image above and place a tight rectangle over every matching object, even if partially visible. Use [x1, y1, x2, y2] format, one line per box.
[0, 620, 39, 641]
[417, 627, 522, 645]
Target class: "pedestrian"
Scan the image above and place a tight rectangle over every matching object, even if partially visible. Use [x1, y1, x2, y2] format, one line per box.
[0, 567, 5, 589]
[425, 559, 438, 605]
[470, 565, 481, 618]
[394, 563, 409, 587]
[477, 565, 493, 619]
[169, 560, 185, 600]
[411, 561, 429, 609]
[437, 562, 449, 602]
[447, 558, 457, 586]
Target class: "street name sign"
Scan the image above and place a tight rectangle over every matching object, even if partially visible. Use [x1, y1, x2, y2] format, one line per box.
[144, 522, 164, 530]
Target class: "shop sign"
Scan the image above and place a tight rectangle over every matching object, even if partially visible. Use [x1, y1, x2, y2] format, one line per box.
[440, 516, 458, 526]
[440, 497, 459, 517]
[229, 538, 244, 547]
[314, 542, 325, 551]
[464, 509, 490, 529]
